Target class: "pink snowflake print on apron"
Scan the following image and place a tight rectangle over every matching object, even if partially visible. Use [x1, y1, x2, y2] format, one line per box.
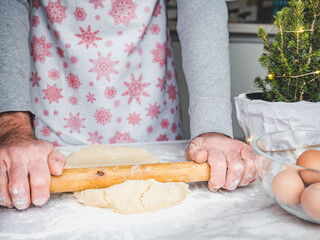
[31, 36, 53, 63]
[89, 0, 105, 10]
[74, 7, 87, 21]
[75, 25, 102, 49]
[151, 42, 166, 68]
[89, 52, 119, 81]
[45, 0, 67, 24]
[64, 113, 86, 133]
[42, 84, 63, 104]
[108, 0, 138, 26]
[29, 0, 182, 146]
[30, 72, 41, 87]
[122, 74, 150, 105]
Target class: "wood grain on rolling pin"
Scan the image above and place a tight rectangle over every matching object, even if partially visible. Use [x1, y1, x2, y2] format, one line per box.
[50, 161, 210, 193]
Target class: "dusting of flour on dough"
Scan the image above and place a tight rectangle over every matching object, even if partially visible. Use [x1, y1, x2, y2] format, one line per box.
[74, 179, 190, 214]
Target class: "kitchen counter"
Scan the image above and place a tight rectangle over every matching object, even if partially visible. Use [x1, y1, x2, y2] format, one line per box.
[1, 141, 319, 240]
[228, 23, 275, 35]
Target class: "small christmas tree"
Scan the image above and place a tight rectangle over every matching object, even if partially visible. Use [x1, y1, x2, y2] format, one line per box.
[254, 0, 320, 102]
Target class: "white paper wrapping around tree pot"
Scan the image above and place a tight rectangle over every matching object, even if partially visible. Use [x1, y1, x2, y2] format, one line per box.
[235, 93, 320, 142]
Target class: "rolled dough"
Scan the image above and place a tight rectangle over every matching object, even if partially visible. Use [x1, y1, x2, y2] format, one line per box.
[69, 144, 190, 214]
[65, 144, 159, 169]
[74, 179, 189, 214]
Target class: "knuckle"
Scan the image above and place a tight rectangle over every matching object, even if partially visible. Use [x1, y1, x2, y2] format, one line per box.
[6, 146, 22, 159]
[214, 161, 226, 170]
[9, 184, 26, 197]
[31, 178, 50, 190]
[230, 162, 244, 174]
[28, 144, 48, 156]
[27, 143, 40, 153]
[190, 137, 204, 147]
[246, 160, 255, 171]
[210, 155, 226, 168]
[191, 136, 202, 144]
[48, 155, 58, 164]
[41, 141, 54, 152]
[243, 151, 253, 161]
[5, 144, 46, 161]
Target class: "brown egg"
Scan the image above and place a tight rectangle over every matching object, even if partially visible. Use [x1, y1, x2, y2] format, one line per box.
[296, 149, 320, 185]
[299, 170, 320, 185]
[271, 168, 305, 206]
[301, 183, 320, 220]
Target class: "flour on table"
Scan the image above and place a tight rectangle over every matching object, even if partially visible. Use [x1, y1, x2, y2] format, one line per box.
[68, 144, 190, 214]
[65, 144, 159, 169]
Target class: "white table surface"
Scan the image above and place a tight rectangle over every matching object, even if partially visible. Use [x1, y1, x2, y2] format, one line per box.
[1, 141, 320, 240]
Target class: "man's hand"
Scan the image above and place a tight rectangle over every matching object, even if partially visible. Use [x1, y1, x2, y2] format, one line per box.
[186, 132, 257, 191]
[0, 112, 66, 210]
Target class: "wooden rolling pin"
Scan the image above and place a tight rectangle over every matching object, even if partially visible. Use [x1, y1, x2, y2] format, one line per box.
[50, 161, 210, 193]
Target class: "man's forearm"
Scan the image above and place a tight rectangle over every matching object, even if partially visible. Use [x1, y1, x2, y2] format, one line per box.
[177, 0, 233, 139]
[0, 0, 33, 114]
[0, 112, 35, 145]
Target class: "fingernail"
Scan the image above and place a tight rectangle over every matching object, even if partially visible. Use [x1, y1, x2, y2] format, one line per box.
[33, 198, 47, 206]
[56, 168, 63, 176]
[239, 182, 249, 187]
[210, 187, 218, 192]
[13, 198, 28, 210]
[229, 179, 240, 190]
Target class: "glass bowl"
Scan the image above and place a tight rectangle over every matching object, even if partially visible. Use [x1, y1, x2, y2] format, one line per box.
[252, 130, 320, 224]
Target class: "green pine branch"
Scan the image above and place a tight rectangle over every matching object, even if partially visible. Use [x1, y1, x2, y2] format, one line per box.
[254, 0, 320, 102]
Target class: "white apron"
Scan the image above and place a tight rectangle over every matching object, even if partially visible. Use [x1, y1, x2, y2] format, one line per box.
[29, 0, 182, 146]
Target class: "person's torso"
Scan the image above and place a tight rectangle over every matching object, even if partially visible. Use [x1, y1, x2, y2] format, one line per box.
[29, 0, 182, 146]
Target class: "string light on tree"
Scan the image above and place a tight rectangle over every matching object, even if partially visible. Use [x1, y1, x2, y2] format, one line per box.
[254, 0, 320, 102]
[268, 73, 274, 80]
